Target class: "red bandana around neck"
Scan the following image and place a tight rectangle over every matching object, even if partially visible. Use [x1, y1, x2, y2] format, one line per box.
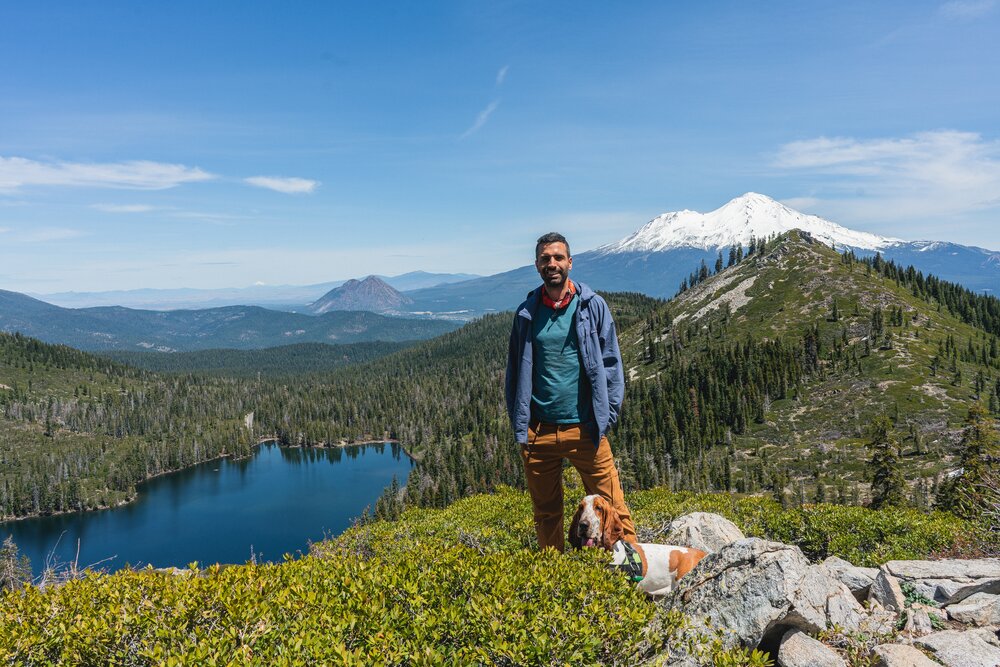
[541, 280, 576, 309]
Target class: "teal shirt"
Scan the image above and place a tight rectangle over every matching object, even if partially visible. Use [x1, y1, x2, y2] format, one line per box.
[531, 297, 593, 424]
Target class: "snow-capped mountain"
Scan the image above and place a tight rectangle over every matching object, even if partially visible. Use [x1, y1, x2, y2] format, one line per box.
[401, 193, 1000, 314]
[597, 192, 900, 254]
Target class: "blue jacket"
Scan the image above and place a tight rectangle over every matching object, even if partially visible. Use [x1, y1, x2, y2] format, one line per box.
[505, 281, 625, 446]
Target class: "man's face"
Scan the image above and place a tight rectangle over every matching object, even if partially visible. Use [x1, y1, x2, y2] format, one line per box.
[535, 241, 572, 289]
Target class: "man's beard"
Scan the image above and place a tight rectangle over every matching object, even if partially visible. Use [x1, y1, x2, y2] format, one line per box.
[542, 269, 566, 286]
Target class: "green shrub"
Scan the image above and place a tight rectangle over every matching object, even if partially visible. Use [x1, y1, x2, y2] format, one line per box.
[627, 489, 977, 567]
[1, 486, 978, 665]
[1, 545, 660, 666]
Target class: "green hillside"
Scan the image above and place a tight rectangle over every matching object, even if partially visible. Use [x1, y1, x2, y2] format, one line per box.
[619, 231, 999, 502]
[1, 485, 981, 666]
[100, 341, 414, 377]
[0, 333, 257, 517]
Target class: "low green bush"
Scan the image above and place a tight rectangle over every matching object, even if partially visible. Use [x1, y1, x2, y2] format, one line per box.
[2, 486, 980, 665]
[627, 489, 979, 567]
[1, 546, 661, 666]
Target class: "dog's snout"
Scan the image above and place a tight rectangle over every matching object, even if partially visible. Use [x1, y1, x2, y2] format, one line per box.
[577, 521, 590, 534]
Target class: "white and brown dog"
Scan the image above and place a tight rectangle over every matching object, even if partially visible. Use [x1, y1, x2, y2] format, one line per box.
[569, 494, 707, 597]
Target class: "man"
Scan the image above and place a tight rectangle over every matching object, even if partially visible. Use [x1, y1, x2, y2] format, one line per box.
[505, 232, 637, 551]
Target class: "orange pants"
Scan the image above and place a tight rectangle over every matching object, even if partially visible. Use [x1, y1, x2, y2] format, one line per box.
[521, 422, 637, 552]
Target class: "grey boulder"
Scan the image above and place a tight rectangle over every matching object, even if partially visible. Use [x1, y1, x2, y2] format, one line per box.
[884, 559, 1000, 605]
[901, 606, 934, 637]
[777, 629, 845, 667]
[872, 643, 941, 667]
[915, 628, 1000, 667]
[945, 592, 1000, 627]
[661, 511, 746, 554]
[669, 538, 864, 649]
[821, 555, 878, 601]
[870, 568, 908, 613]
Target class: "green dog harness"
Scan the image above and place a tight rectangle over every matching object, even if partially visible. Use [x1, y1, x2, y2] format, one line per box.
[610, 540, 645, 582]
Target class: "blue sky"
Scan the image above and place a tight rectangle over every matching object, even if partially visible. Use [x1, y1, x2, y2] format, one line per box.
[2, 1, 999, 293]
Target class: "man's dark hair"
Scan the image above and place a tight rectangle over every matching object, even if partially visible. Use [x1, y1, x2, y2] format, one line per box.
[535, 232, 570, 259]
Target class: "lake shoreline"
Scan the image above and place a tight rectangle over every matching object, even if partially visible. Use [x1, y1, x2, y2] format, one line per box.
[3, 441, 413, 575]
[0, 443, 261, 524]
[257, 435, 416, 459]
[1, 437, 412, 524]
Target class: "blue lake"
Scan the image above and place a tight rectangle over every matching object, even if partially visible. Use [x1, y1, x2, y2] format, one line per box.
[1, 442, 412, 576]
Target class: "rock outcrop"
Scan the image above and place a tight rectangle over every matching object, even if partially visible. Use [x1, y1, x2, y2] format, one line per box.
[947, 592, 1000, 626]
[870, 568, 907, 612]
[649, 512, 1000, 667]
[660, 511, 746, 554]
[820, 555, 877, 601]
[777, 629, 846, 667]
[872, 643, 940, 667]
[667, 537, 864, 649]
[883, 558, 1000, 604]
[916, 628, 1000, 667]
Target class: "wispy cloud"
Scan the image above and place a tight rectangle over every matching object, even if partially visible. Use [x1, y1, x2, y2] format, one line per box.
[461, 100, 500, 139]
[7, 227, 85, 243]
[0, 156, 214, 191]
[92, 203, 155, 213]
[774, 130, 1000, 227]
[940, 0, 996, 18]
[496, 65, 509, 86]
[170, 210, 241, 226]
[244, 176, 319, 194]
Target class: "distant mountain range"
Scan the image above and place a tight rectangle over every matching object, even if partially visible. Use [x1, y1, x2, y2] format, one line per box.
[308, 276, 412, 314]
[0, 290, 458, 352]
[32, 271, 480, 311]
[403, 193, 1000, 314]
[9, 193, 1000, 338]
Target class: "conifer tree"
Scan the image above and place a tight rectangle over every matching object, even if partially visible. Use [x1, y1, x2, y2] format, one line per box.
[0, 536, 31, 591]
[936, 404, 1000, 521]
[867, 414, 906, 509]
[870, 306, 884, 340]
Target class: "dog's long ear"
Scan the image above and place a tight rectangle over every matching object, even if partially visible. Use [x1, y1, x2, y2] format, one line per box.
[599, 498, 626, 549]
[568, 502, 583, 549]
